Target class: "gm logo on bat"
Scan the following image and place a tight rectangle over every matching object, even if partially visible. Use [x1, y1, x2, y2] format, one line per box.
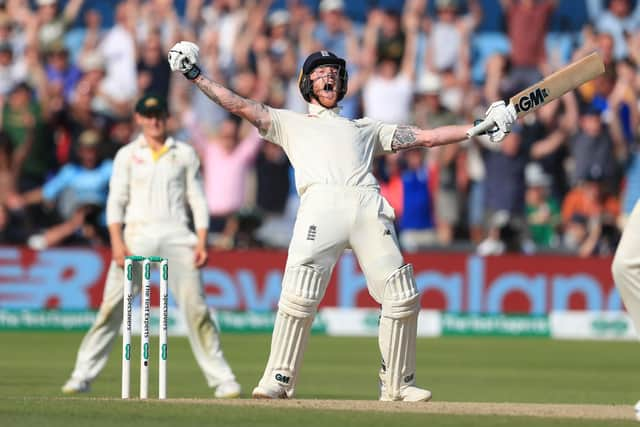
[514, 88, 549, 113]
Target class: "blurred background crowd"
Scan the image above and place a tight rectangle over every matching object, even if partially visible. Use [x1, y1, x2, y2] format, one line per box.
[0, 0, 638, 257]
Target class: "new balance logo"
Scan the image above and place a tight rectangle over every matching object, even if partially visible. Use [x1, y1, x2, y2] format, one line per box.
[383, 228, 392, 236]
[404, 374, 414, 383]
[307, 225, 317, 241]
[275, 373, 290, 384]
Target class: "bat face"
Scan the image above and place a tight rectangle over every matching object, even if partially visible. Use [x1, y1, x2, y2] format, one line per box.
[512, 87, 550, 115]
[508, 52, 604, 118]
[466, 52, 604, 138]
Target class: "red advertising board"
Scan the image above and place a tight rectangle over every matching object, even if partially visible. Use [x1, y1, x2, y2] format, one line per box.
[0, 247, 619, 313]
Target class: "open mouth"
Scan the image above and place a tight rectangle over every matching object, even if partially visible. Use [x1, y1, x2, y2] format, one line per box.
[323, 83, 335, 92]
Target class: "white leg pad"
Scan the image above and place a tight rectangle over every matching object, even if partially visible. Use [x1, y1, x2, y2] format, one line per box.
[257, 265, 327, 396]
[378, 264, 420, 401]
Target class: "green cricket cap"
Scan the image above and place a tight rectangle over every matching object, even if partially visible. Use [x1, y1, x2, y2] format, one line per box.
[135, 94, 168, 117]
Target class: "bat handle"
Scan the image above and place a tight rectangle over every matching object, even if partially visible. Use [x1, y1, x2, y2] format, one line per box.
[466, 119, 496, 138]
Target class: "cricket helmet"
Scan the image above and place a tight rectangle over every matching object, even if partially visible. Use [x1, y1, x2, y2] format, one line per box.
[298, 50, 348, 102]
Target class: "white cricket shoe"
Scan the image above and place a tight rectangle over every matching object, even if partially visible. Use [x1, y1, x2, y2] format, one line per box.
[251, 384, 289, 399]
[634, 400, 640, 421]
[379, 374, 432, 402]
[379, 385, 432, 402]
[61, 378, 90, 395]
[214, 380, 241, 399]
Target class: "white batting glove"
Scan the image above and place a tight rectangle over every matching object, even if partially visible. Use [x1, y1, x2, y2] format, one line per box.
[487, 128, 506, 143]
[168, 41, 201, 79]
[485, 100, 517, 132]
[484, 101, 517, 142]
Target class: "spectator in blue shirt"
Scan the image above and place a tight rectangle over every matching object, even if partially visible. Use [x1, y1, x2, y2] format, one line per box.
[44, 41, 82, 103]
[399, 149, 437, 252]
[477, 119, 532, 256]
[8, 129, 112, 249]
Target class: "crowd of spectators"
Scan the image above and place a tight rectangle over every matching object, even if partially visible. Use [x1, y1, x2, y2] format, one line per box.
[0, 0, 638, 258]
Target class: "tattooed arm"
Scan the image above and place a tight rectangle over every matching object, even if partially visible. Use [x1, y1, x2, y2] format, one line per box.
[191, 74, 271, 134]
[168, 41, 271, 133]
[390, 124, 473, 151]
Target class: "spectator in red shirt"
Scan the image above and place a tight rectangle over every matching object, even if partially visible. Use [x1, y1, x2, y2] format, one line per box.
[504, 0, 556, 68]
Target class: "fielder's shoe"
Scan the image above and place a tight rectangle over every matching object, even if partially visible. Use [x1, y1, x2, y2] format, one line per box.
[61, 378, 90, 395]
[634, 400, 640, 421]
[251, 384, 289, 399]
[214, 380, 241, 399]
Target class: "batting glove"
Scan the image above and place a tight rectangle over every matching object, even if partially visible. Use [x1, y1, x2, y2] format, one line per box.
[484, 101, 517, 142]
[168, 41, 201, 80]
[487, 127, 506, 143]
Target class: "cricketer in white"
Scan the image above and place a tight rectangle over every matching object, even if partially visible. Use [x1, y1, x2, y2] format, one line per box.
[61, 94, 241, 399]
[168, 41, 516, 401]
[612, 201, 640, 418]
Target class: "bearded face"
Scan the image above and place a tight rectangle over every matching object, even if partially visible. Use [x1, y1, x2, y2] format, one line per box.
[310, 65, 340, 108]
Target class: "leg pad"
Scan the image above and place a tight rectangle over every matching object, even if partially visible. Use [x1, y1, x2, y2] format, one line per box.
[379, 264, 419, 400]
[258, 265, 328, 395]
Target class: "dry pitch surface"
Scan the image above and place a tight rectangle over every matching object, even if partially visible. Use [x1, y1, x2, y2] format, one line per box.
[103, 398, 634, 422]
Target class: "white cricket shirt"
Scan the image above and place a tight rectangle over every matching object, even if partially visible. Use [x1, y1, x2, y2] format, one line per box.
[260, 103, 397, 195]
[106, 135, 209, 230]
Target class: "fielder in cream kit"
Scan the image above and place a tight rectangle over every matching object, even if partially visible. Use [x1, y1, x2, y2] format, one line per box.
[169, 42, 516, 401]
[61, 95, 241, 399]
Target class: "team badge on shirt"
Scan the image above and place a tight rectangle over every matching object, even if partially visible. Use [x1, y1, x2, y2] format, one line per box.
[306, 225, 317, 241]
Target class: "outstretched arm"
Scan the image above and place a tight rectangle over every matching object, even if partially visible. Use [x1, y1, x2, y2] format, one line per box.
[63, 0, 85, 25]
[391, 99, 518, 151]
[168, 41, 271, 134]
[191, 74, 271, 134]
[391, 124, 471, 151]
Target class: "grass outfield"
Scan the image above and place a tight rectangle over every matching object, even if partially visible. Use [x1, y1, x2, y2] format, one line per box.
[0, 332, 639, 426]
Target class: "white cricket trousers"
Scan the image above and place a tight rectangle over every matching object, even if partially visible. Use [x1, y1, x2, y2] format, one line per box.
[256, 184, 409, 395]
[67, 222, 236, 388]
[612, 200, 640, 334]
[287, 184, 404, 298]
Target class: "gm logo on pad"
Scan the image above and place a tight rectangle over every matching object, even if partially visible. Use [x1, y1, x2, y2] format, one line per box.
[275, 373, 290, 384]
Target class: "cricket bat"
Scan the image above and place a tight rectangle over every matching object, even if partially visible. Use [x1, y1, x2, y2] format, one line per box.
[467, 52, 605, 137]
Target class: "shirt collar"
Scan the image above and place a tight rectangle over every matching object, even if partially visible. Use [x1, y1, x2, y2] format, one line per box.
[308, 103, 342, 117]
[134, 134, 175, 149]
